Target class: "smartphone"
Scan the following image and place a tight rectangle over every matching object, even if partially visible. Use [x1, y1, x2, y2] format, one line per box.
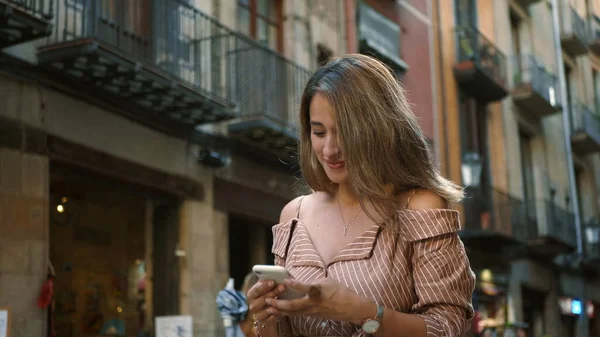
[252, 265, 305, 300]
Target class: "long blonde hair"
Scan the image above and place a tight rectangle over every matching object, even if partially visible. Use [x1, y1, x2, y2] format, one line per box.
[298, 54, 463, 221]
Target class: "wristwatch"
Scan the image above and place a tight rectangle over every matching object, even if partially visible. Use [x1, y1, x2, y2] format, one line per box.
[360, 303, 384, 335]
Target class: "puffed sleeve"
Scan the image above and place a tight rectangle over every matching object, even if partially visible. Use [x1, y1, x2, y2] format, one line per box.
[399, 209, 476, 337]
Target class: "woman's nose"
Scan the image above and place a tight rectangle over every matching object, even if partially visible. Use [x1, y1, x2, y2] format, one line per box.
[323, 136, 340, 157]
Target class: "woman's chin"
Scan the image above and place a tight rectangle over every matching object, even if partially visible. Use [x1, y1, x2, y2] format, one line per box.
[324, 170, 348, 185]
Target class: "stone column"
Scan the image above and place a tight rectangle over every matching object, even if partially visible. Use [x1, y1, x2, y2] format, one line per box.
[0, 147, 49, 337]
[179, 199, 228, 337]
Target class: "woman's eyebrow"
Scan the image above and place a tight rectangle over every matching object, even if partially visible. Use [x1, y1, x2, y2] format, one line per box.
[309, 121, 324, 127]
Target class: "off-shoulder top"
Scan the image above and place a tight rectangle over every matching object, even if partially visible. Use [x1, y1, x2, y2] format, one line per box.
[271, 196, 476, 337]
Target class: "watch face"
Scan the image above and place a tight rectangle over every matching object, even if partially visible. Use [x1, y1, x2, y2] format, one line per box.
[362, 320, 381, 334]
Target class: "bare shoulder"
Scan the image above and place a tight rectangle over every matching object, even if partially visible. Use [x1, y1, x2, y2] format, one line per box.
[279, 195, 307, 223]
[405, 189, 448, 210]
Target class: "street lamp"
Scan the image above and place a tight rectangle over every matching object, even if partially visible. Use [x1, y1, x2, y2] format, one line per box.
[461, 152, 483, 188]
[585, 218, 600, 258]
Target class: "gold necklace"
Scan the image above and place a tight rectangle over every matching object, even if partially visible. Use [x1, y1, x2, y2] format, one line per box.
[337, 196, 363, 236]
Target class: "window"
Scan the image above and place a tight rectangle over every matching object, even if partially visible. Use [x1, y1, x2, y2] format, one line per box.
[238, 0, 281, 51]
[594, 70, 600, 109]
[455, 0, 477, 27]
[565, 63, 573, 108]
[510, 10, 521, 56]
[519, 132, 536, 222]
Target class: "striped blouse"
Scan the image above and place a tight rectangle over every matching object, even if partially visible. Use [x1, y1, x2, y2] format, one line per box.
[271, 203, 476, 337]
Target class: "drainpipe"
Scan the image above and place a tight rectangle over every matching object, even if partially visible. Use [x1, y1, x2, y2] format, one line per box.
[344, 0, 357, 53]
[550, 0, 587, 336]
[434, 0, 450, 177]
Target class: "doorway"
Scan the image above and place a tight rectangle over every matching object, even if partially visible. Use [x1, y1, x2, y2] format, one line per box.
[228, 214, 274, 290]
[49, 163, 180, 337]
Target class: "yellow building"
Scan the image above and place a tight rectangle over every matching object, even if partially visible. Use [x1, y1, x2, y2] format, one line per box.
[436, 0, 600, 336]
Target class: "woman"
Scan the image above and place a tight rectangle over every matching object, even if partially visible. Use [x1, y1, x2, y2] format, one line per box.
[246, 54, 476, 337]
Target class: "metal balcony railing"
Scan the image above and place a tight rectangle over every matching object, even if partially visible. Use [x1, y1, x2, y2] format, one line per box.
[46, 0, 310, 125]
[513, 55, 560, 107]
[232, 34, 311, 128]
[590, 15, 600, 41]
[49, 0, 240, 107]
[569, 6, 589, 44]
[455, 24, 507, 87]
[491, 190, 538, 242]
[545, 201, 578, 248]
[6, 0, 54, 19]
[571, 102, 600, 135]
[462, 188, 536, 243]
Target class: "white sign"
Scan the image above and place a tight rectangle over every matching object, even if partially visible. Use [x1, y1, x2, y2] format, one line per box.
[0, 309, 8, 337]
[155, 315, 193, 337]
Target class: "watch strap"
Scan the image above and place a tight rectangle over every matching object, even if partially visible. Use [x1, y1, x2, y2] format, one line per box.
[375, 303, 384, 321]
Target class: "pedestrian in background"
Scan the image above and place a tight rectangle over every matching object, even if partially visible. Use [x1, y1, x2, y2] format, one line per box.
[246, 54, 476, 337]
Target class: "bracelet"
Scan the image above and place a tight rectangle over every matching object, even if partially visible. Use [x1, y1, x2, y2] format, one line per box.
[253, 317, 287, 337]
[253, 320, 265, 337]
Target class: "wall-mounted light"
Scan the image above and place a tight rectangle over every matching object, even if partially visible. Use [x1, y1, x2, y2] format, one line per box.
[461, 152, 483, 188]
[197, 148, 231, 168]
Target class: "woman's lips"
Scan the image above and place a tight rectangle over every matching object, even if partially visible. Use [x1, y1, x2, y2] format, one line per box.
[326, 161, 345, 169]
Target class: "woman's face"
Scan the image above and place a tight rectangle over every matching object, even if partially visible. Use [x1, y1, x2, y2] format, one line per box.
[309, 93, 349, 185]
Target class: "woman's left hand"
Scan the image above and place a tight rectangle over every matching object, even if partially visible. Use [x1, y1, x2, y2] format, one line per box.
[265, 278, 376, 324]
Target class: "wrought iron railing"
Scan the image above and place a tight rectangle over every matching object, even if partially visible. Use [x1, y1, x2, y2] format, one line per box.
[590, 15, 600, 41]
[545, 201, 578, 248]
[46, 0, 311, 123]
[232, 34, 311, 129]
[48, 0, 238, 107]
[513, 55, 560, 107]
[455, 24, 507, 87]
[494, 190, 539, 242]
[570, 102, 600, 134]
[6, 0, 54, 19]
[568, 6, 589, 44]
[462, 188, 537, 242]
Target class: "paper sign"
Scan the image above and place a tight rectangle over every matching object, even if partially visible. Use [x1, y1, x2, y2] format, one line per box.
[155, 315, 193, 337]
[0, 308, 9, 337]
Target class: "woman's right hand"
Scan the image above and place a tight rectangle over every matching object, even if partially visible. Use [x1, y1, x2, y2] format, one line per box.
[247, 280, 285, 327]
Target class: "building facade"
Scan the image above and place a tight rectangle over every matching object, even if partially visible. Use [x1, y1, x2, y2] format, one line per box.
[437, 0, 600, 336]
[0, 1, 437, 337]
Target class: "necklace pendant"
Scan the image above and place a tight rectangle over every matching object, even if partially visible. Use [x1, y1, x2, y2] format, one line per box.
[343, 224, 348, 236]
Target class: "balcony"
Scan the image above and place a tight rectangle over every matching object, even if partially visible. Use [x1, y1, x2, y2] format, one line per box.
[37, 0, 237, 136]
[528, 202, 577, 256]
[589, 15, 600, 55]
[560, 6, 589, 56]
[453, 25, 508, 102]
[570, 102, 600, 154]
[512, 55, 561, 118]
[517, 0, 543, 8]
[460, 189, 532, 257]
[219, 35, 311, 163]
[0, 0, 53, 48]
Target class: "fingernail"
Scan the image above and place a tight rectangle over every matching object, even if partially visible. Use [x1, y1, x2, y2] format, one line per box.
[265, 299, 272, 305]
[268, 281, 274, 287]
[278, 285, 285, 292]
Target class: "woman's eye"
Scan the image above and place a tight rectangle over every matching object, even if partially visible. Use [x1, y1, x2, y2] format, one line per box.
[312, 131, 326, 137]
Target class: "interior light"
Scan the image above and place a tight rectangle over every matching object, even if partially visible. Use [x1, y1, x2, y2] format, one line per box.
[117, 306, 123, 313]
[61, 197, 68, 203]
[572, 299, 582, 315]
[481, 269, 493, 283]
[57, 205, 64, 213]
